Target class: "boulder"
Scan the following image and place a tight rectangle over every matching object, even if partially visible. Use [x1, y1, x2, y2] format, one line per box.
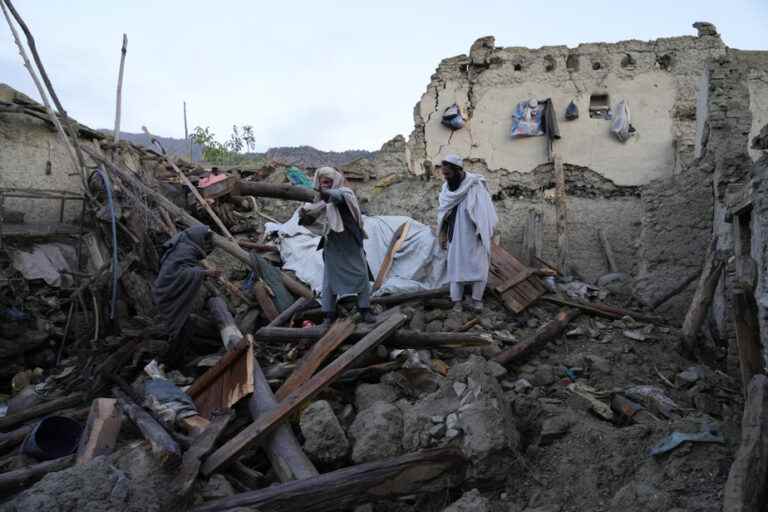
[443, 488, 491, 512]
[300, 400, 349, 465]
[348, 401, 403, 463]
[354, 383, 399, 412]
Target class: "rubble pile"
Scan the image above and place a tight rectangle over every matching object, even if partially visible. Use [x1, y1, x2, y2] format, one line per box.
[0, 134, 751, 510]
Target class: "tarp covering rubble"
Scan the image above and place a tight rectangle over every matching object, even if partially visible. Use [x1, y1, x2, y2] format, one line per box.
[266, 210, 448, 295]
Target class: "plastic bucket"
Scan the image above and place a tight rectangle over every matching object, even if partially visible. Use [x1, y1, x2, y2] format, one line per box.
[22, 416, 82, 461]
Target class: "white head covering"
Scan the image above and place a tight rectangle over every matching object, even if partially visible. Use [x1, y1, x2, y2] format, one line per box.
[302, 167, 364, 236]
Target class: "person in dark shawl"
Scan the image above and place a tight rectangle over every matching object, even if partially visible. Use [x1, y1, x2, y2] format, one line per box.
[152, 225, 220, 342]
[298, 167, 376, 326]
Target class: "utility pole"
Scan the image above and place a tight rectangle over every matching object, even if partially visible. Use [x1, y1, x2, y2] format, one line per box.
[113, 34, 127, 142]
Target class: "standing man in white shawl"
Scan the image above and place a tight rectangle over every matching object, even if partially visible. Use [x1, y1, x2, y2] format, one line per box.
[437, 154, 498, 313]
[299, 167, 376, 326]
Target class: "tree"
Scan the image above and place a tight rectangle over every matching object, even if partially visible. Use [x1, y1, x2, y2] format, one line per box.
[191, 124, 257, 165]
[241, 125, 256, 153]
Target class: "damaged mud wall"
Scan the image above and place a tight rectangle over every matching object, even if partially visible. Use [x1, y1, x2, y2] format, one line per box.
[0, 85, 89, 223]
[752, 125, 768, 366]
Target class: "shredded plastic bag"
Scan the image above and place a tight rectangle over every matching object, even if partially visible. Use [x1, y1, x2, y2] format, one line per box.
[565, 100, 579, 120]
[441, 103, 465, 130]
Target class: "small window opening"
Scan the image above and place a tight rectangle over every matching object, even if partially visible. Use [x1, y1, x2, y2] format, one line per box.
[657, 54, 672, 71]
[513, 63, 522, 71]
[589, 94, 610, 119]
[592, 61, 602, 70]
[566, 54, 579, 71]
[621, 53, 636, 68]
[544, 55, 556, 72]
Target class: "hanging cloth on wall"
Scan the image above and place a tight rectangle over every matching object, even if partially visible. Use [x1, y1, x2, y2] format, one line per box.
[441, 103, 466, 130]
[540, 98, 560, 141]
[610, 100, 636, 142]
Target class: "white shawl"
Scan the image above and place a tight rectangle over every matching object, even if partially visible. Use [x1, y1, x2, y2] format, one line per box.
[437, 172, 497, 255]
[301, 167, 364, 237]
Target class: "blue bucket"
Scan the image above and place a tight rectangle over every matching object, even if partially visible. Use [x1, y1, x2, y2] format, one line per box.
[22, 416, 82, 461]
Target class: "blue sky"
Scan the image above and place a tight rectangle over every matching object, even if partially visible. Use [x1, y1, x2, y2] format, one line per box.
[1, 1, 766, 151]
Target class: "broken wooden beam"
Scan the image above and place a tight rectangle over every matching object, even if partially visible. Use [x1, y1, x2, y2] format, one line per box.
[0, 393, 85, 431]
[252, 325, 489, 349]
[553, 153, 568, 274]
[268, 297, 316, 328]
[201, 313, 407, 476]
[542, 296, 666, 325]
[732, 288, 762, 396]
[172, 411, 234, 497]
[275, 318, 356, 401]
[253, 280, 279, 321]
[192, 448, 465, 512]
[649, 270, 700, 310]
[682, 238, 725, 354]
[250, 349, 319, 482]
[0, 454, 74, 495]
[522, 208, 543, 267]
[724, 374, 768, 512]
[75, 398, 122, 464]
[112, 387, 181, 466]
[237, 181, 316, 203]
[495, 308, 580, 366]
[373, 222, 410, 291]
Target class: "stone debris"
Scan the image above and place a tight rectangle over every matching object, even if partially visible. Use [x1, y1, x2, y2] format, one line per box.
[299, 400, 350, 465]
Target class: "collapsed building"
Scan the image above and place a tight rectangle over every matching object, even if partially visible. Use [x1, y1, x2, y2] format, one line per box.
[1, 16, 768, 512]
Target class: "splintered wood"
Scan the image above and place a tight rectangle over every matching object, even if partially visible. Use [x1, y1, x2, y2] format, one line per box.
[488, 243, 546, 313]
[188, 337, 254, 418]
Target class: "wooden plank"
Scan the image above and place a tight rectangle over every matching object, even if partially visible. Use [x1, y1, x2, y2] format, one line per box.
[553, 153, 568, 273]
[75, 398, 122, 464]
[275, 318, 356, 401]
[522, 208, 543, 267]
[113, 388, 181, 465]
[192, 448, 465, 512]
[494, 268, 534, 294]
[488, 244, 545, 313]
[252, 326, 489, 349]
[542, 296, 667, 325]
[253, 280, 279, 321]
[0, 393, 85, 431]
[723, 375, 768, 511]
[187, 338, 254, 419]
[682, 237, 725, 354]
[201, 313, 407, 476]
[732, 288, 762, 396]
[172, 411, 234, 497]
[373, 222, 410, 291]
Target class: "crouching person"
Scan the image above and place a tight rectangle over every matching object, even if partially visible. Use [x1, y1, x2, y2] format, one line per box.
[299, 166, 376, 326]
[152, 225, 220, 360]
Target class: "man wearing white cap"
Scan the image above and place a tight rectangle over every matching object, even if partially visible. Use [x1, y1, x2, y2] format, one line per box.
[437, 154, 498, 313]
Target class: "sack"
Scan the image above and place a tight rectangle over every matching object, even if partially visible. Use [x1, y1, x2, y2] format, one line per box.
[565, 100, 579, 120]
[610, 100, 636, 142]
[441, 103, 465, 130]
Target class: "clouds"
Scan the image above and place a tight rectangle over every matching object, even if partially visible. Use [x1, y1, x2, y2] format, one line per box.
[1, 0, 766, 151]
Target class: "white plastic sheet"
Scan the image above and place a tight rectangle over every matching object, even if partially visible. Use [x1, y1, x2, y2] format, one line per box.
[266, 210, 448, 296]
[10, 243, 77, 288]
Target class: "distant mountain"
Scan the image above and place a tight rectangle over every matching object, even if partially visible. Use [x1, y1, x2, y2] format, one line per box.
[104, 131, 204, 161]
[254, 146, 376, 168]
[103, 132, 376, 168]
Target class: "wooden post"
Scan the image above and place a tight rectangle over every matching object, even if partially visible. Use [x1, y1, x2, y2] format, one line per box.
[191, 448, 465, 512]
[494, 308, 580, 365]
[523, 208, 543, 267]
[202, 314, 407, 476]
[75, 398, 122, 464]
[553, 154, 568, 274]
[112, 388, 181, 465]
[0, 393, 85, 431]
[598, 228, 619, 273]
[113, 34, 127, 142]
[237, 181, 316, 203]
[183, 101, 191, 161]
[682, 237, 724, 355]
[373, 222, 410, 291]
[172, 411, 234, 497]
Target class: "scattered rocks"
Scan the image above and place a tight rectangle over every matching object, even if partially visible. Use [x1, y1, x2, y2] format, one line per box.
[442, 488, 491, 512]
[300, 400, 350, 465]
[348, 401, 403, 463]
[540, 414, 573, 445]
